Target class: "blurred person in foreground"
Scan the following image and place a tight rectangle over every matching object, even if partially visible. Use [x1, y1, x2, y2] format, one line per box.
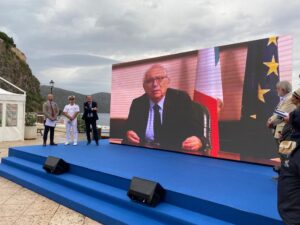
[267, 81, 296, 144]
[267, 81, 296, 175]
[278, 88, 300, 225]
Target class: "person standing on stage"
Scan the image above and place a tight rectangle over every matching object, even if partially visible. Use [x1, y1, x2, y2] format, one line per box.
[82, 95, 99, 146]
[63, 96, 80, 146]
[42, 94, 59, 146]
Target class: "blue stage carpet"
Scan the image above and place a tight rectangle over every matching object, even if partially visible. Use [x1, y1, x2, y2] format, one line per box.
[0, 140, 282, 225]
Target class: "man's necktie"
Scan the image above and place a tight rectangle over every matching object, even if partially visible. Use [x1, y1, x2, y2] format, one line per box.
[50, 102, 55, 117]
[153, 104, 162, 143]
[88, 102, 93, 118]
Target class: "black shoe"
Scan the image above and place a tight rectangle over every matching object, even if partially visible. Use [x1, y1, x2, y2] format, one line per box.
[87, 141, 91, 145]
[43, 143, 46, 147]
[50, 143, 58, 146]
[96, 141, 99, 146]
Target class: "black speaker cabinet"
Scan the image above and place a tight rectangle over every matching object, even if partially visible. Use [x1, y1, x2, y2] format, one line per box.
[43, 156, 69, 174]
[127, 177, 165, 207]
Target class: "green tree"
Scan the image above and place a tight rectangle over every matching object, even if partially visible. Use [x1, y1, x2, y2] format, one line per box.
[0, 31, 16, 48]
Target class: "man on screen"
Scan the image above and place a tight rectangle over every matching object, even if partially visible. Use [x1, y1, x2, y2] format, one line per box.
[124, 64, 207, 152]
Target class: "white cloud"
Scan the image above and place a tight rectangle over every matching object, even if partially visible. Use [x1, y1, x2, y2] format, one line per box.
[38, 65, 111, 94]
[0, 0, 300, 93]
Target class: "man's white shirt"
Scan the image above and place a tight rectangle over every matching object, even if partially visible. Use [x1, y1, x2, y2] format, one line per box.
[145, 96, 165, 142]
[63, 104, 80, 124]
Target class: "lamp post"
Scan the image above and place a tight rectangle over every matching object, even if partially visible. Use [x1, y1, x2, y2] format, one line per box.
[49, 80, 54, 94]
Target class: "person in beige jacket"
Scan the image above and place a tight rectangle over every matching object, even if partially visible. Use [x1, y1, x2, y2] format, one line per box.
[267, 81, 296, 142]
[42, 94, 59, 146]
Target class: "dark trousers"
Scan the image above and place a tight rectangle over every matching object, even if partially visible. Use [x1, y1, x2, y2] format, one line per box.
[43, 125, 55, 144]
[85, 119, 99, 143]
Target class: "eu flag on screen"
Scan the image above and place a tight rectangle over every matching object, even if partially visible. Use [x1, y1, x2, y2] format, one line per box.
[241, 37, 280, 121]
[237, 37, 280, 158]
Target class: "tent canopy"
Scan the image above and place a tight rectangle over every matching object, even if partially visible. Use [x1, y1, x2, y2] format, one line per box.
[0, 88, 26, 101]
[0, 77, 26, 142]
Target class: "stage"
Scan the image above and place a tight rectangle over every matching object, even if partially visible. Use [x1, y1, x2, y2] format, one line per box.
[0, 140, 282, 225]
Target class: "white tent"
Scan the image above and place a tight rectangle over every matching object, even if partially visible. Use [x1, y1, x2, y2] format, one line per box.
[0, 77, 26, 142]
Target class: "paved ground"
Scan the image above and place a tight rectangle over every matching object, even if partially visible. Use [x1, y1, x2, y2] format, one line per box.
[0, 131, 103, 225]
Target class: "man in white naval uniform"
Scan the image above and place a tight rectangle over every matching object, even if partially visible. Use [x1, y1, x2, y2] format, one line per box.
[63, 96, 80, 145]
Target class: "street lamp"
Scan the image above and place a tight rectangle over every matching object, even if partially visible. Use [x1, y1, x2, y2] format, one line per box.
[49, 80, 55, 94]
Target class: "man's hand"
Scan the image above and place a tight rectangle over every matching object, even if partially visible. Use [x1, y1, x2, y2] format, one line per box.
[182, 136, 202, 151]
[126, 130, 140, 144]
[283, 115, 290, 123]
[267, 119, 273, 128]
[66, 114, 72, 120]
[70, 115, 77, 120]
[71, 113, 79, 121]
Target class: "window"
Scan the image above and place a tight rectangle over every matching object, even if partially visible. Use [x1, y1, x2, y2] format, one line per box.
[0, 103, 2, 127]
[6, 104, 18, 127]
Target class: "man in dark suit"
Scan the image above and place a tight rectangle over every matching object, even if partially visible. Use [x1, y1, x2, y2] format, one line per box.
[82, 95, 99, 145]
[125, 64, 206, 152]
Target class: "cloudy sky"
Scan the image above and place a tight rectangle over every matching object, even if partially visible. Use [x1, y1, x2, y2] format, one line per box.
[0, 0, 300, 94]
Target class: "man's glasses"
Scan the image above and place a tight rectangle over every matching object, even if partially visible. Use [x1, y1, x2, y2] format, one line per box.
[144, 76, 168, 85]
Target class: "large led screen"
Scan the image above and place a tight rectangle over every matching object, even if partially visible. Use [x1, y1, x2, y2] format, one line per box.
[110, 35, 292, 165]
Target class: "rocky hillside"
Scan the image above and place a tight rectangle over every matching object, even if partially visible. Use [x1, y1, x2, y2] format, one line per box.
[40, 85, 110, 113]
[0, 31, 43, 112]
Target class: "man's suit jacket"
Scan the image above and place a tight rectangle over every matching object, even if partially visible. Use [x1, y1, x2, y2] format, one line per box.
[125, 88, 206, 151]
[43, 101, 59, 120]
[269, 92, 296, 139]
[82, 101, 99, 121]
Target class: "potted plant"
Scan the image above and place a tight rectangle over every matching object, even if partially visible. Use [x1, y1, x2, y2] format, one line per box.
[24, 112, 37, 140]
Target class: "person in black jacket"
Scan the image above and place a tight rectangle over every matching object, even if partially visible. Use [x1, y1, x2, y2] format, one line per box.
[278, 88, 300, 225]
[124, 64, 206, 152]
[82, 95, 99, 145]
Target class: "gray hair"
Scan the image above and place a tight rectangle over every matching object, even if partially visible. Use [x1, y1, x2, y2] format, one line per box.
[276, 81, 292, 93]
[143, 64, 168, 81]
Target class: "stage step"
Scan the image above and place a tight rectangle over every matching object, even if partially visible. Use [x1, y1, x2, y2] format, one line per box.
[0, 156, 233, 225]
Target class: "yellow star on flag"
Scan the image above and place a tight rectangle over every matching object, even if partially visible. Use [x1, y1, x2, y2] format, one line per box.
[258, 84, 270, 103]
[263, 55, 279, 76]
[250, 114, 257, 119]
[267, 36, 277, 46]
